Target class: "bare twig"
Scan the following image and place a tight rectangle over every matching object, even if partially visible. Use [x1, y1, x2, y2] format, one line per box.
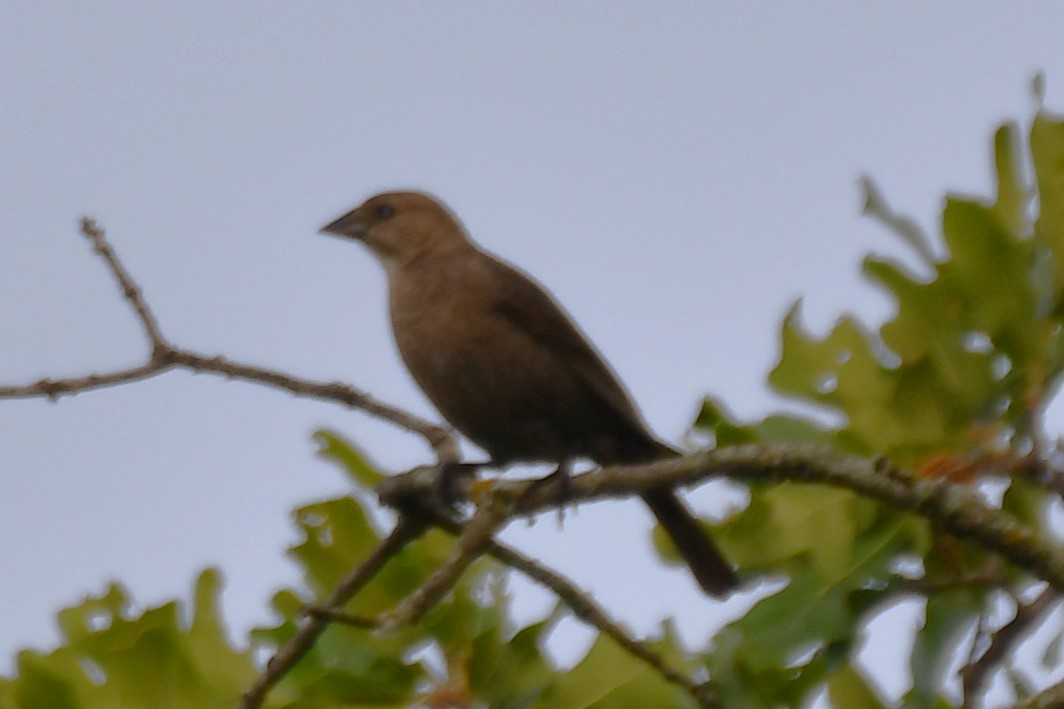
[166, 350, 458, 462]
[0, 353, 453, 457]
[1, 218, 458, 463]
[239, 516, 428, 709]
[79, 216, 167, 347]
[961, 588, 1061, 707]
[0, 362, 164, 401]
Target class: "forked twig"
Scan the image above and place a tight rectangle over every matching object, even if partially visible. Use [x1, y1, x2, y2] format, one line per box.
[239, 516, 428, 709]
[0, 218, 458, 463]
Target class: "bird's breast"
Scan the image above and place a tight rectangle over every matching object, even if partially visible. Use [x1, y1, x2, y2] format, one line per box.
[385, 266, 577, 461]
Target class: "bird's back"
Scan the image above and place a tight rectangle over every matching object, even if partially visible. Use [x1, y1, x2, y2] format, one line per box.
[388, 248, 665, 465]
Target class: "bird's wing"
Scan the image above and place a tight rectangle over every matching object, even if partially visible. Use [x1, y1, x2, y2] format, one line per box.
[486, 257, 653, 437]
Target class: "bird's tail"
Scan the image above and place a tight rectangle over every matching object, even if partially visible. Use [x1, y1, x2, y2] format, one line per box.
[640, 487, 738, 598]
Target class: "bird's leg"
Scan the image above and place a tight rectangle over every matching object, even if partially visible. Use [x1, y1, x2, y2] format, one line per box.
[523, 459, 573, 506]
[436, 460, 493, 506]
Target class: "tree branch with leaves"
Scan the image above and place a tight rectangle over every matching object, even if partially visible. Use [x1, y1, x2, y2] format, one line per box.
[4, 105, 1064, 708]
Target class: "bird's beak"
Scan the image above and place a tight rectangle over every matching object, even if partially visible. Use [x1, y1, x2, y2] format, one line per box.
[318, 207, 368, 240]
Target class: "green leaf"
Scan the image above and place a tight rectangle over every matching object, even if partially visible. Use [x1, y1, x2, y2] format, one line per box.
[770, 304, 902, 454]
[992, 123, 1030, 237]
[707, 509, 913, 706]
[904, 590, 984, 708]
[940, 199, 1037, 361]
[313, 429, 384, 488]
[1001, 476, 1052, 531]
[827, 664, 887, 709]
[2, 571, 257, 709]
[721, 484, 861, 576]
[1031, 111, 1064, 292]
[861, 176, 936, 265]
[692, 396, 834, 446]
[538, 628, 696, 709]
[467, 615, 558, 707]
[693, 396, 760, 446]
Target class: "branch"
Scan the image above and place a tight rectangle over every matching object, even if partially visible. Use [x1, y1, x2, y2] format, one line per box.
[378, 503, 506, 633]
[249, 492, 723, 708]
[295, 514, 723, 708]
[0, 217, 458, 463]
[406, 500, 722, 708]
[80, 217, 166, 347]
[239, 516, 428, 709]
[378, 446, 1064, 592]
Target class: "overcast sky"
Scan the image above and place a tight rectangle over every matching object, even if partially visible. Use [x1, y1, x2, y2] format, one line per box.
[4, 2, 1064, 704]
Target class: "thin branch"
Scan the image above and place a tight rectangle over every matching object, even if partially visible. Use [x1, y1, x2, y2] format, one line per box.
[961, 588, 1061, 707]
[166, 350, 458, 461]
[239, 516, 428, 709]
[0, 362, 163, 401]
[419, 505, 722, 708]
[1, 218, 459, 463]
[79, 216, 167, 347]
[485, 536, 720, 706]
[0, 351, 455, 458]
[248, 493, 721, 708]
[342, 488, 722, 707]
[379, 504, 506, 633]
[252, 495, 725, 709]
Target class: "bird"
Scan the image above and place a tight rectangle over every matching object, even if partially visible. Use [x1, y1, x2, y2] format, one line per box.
[320, 191, 738, 598]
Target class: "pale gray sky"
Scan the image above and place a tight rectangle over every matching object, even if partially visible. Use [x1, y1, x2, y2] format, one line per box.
[3, 2, 1064, 704]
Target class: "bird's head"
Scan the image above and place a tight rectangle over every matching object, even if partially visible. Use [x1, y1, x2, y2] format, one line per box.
[319, 191, 471, 273]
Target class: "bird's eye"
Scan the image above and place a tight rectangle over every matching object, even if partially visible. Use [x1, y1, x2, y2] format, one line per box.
[375, 204, 395, 220]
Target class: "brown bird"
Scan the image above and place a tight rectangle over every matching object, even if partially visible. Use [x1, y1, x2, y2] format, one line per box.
[320, 191, 738, 597]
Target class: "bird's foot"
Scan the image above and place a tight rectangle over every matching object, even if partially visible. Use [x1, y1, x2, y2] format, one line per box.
[435, 461, 489, 507]
[522, 461, 573, 525]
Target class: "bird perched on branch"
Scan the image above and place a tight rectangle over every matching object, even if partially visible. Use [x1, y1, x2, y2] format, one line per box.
[320, 191, 738, 597]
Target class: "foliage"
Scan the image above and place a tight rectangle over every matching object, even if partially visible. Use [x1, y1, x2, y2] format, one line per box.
[693, 110, 1064, 706]
[7, 106, 1064, 707]
[0, 434, 698, 709]
[0, 571, 255, 709]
